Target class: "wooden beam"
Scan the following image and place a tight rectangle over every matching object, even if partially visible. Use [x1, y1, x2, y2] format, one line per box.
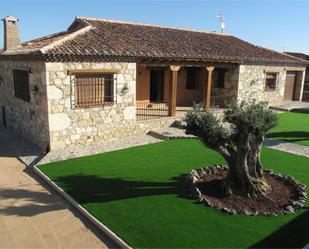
[67, 69, 120, 75]
[204, 66, 215, 110]
[169, 65, 181, 116]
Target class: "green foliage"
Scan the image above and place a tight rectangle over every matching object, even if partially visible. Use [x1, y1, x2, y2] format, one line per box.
[185, 100, 278, 149]
[225, 100, 278, 137]
[39, 139, 309, 248]
[185, 103, 231, 147]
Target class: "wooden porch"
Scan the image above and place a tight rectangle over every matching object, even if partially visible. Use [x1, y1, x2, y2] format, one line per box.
[136, 102, 226, 121]
[136, 63, 237, 121]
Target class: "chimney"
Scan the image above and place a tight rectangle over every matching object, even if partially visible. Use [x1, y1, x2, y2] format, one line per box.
[2, 16, 20, 50]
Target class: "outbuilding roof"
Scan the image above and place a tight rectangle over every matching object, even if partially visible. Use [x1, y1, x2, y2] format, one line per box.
[0, 16, 306, 66]
[284, 52, 309, 62]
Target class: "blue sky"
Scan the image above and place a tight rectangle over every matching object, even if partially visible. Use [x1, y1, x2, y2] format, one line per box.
[1, 0, 308, 54]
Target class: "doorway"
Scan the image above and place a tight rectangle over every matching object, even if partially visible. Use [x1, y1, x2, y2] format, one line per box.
[284, 72, 297, 101]
[1, 106, 6, 127]
[150, 70, 164, 102]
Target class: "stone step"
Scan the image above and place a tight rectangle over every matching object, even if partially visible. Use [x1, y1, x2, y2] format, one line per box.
[171, 119, 187, 129]
[148, 127, 196, 140]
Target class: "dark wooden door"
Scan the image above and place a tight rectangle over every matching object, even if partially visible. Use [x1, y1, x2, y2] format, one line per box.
[150, 70, 164, 102]
[284, 72, 297, 101]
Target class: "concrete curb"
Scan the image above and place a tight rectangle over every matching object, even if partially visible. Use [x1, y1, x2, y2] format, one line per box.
[33, 165, 132, 249]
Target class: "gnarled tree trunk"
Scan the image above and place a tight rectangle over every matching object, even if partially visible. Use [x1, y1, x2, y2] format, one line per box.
[223, 133, 271, 198]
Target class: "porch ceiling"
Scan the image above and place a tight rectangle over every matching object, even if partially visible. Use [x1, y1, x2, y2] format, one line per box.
[137, 58, 241, 68]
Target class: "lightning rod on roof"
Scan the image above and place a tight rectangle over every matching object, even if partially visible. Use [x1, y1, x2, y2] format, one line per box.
[217, 14, 225, 33]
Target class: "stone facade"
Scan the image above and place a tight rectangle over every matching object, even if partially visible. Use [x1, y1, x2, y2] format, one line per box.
[238, 65, 287, 105]
[238, 65, 305, 105]
[0, 60, 49, 150]
[46, 62, 183, 150]
[46, 62, 136, 150]
[1, 60, 305, 151]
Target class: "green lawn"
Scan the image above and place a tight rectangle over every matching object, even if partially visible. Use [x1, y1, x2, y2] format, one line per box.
[39, 139, 309, 248]
[267, 111, 309, 146]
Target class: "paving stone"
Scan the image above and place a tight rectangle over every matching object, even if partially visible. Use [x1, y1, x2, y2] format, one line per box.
[0, 143, 111, 248]
[264, 138, 309, 158]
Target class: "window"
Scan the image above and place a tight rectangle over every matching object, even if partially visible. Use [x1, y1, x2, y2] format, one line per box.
[75, 73, 114, 107]
[13, 69, 30, 102]
[186, 68, 199, 89]
[213, 69, 225, 88]
[265, 73, 278, 91]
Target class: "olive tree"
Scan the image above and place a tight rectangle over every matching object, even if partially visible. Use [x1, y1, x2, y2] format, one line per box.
[185, 101, 278, 197]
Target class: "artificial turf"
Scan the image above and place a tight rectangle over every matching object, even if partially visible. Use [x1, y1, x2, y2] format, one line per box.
[39, 139, 309, 248]
[267, 111, 309, 146]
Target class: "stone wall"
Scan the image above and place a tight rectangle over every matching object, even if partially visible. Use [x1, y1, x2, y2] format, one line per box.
[46, 62, 138, 150]
[3, 60, 305, 151]
[0, 60, 49, 150]
[237, 65, 287, 105]
[211, 66, 240, 107]
[46, 62, 188, 150]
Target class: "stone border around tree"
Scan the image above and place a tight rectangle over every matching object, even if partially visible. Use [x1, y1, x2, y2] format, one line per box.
[185, 165, 307, 216]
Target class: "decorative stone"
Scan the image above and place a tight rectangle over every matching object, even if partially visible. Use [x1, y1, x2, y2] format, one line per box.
[292, 201, 304, 208]
[285, 205, 295, 213]
[203, 198, 211, 206]
[49, 113, 71, 131]
[185, 165, 307, 216]
[47, 85, 63, 100]
[123, 106, 135, 120]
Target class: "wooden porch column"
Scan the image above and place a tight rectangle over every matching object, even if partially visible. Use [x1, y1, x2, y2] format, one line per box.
[169, 65, 181, 116]
[299, 70, 305, 101]
[204, 66, 215, 110]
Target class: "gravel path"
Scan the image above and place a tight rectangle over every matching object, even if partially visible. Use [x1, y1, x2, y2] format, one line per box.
[40, 134, 162, 164]
[1, 127, 308, 166]
[0, 128, 162, 165]
[264, 139, 309, 158]
[150, 127, 309, 158]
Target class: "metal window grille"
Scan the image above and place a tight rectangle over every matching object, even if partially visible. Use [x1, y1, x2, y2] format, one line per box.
[70, 73, 116, 108]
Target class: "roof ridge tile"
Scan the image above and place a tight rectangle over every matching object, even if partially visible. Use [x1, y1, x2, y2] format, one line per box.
[76, 16, 230, 36]
[40, 25, 92, 54]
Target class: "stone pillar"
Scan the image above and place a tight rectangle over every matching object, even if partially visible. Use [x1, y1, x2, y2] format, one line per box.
[204, 66, 214, 110]
[169, 65, 181, 116]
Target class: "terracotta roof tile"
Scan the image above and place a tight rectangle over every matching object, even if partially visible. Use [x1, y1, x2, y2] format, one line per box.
[285, 52, 309, 62]
[0, 16, 306, 65]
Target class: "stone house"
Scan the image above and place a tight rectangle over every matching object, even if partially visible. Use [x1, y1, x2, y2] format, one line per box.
[0, 16, 307, 151]
[285, 52, 309, 102]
